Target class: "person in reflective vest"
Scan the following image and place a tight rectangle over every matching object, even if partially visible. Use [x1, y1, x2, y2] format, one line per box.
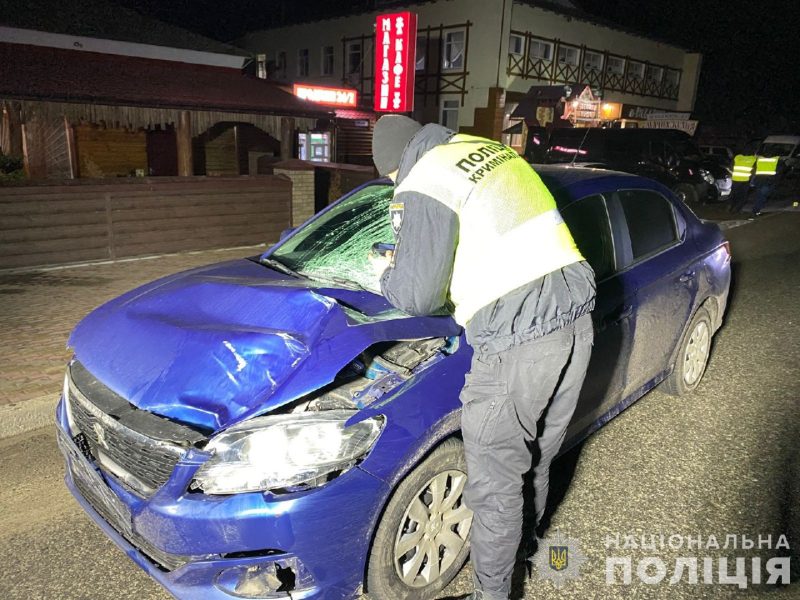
[751, 154, 783, 216]
[370, 115, 596, 600]
[729, 150, 756, 213]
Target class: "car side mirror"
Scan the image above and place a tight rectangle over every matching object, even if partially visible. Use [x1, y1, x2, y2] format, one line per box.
[279, 227, 295, 241]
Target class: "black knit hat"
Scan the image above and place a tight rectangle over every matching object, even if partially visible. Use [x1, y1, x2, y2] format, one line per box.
[372, 115, 423, 176]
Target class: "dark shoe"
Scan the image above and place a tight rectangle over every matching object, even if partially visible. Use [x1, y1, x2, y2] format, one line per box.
[753, 211, 763, 217]
[438, 594, 482, 600]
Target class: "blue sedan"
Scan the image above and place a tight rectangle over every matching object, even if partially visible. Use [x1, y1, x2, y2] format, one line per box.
[56, 166, 730, 599]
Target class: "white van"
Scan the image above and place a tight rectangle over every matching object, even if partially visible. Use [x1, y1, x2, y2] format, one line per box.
[759, 135, 800, 174]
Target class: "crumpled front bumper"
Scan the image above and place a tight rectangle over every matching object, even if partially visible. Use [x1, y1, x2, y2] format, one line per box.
[56, 398, 390, 600]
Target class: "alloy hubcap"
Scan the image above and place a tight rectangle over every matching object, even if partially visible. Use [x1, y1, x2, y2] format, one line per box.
[683, 320, 710, 385]
[393, 470, 473, 588]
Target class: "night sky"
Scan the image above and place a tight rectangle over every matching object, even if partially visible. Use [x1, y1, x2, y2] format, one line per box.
[113, 0, 800, 132]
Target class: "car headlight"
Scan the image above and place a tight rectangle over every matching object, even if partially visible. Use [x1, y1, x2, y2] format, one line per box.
[699, 168, 715, 184]
[192, 410, 383, 495]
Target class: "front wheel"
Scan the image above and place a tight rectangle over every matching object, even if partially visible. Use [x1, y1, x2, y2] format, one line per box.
[366, 438, 473, 600]
[663, 306, 713, 396]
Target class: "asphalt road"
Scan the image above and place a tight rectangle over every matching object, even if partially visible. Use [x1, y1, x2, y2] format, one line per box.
[1, 213, 798, 600]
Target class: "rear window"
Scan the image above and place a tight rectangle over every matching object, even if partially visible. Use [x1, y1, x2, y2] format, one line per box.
[617, 190, 679, 261]
[760, 142, 795, 156]
[560, 194, 615, 280]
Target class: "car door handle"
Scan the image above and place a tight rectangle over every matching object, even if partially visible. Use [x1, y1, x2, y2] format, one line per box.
[678, 270, 696, 283]
[602, 305, 633, 328]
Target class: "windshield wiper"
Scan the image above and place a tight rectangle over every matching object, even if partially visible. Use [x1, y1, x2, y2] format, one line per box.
[330, 276, 368, 291]
[261, 257, 302, 278]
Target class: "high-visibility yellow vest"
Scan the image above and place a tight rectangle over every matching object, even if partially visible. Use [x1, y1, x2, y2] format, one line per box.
[755, 156, 779, 176]
[732, 154, 756, 182]
[395, 133, 585, 325]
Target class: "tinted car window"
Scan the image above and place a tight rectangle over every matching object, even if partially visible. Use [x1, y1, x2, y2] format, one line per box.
[560, 194, 615, 280]
[617, 190, 678, 260]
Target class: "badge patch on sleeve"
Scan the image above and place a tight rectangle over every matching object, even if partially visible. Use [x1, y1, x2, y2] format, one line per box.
[390, 202, 404, 235]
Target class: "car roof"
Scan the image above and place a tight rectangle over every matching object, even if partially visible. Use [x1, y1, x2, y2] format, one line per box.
[371, 164, 671, 210]
[763, 135, 800, 144]
[533, 164, 667, 208]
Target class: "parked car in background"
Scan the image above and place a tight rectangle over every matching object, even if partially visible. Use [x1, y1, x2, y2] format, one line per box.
[700, 144, 734, 168]
[545, 128, 732, 204]
[758, 135, 800, 176]
[56, 168, 730, 600]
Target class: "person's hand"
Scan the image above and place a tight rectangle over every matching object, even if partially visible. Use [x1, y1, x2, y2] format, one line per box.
[368, 250, 393, 278]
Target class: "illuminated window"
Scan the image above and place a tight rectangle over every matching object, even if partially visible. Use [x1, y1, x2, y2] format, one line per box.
[509, 34, 524, 56]
[440, 99, 459, 130]
[416, 36, 427, 72]
[297, 48, 309, 77]
[443, 30, 465, 70]
[584, 51, 603, 72]
[321, 46, 334, 76]
[557, 46, 580, 67]
[628, 61, 645, 80]
[606, 56, 625, 75]
[646, 65, 663, 83]
[530, 40, 553, 61]
[347, 41, 362, 75]
[256, 54, 267, 79]
[665, 69, 680, 88]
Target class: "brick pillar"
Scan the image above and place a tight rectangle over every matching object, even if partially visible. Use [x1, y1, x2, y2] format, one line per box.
[274, 162, 315, 226]
[462, 88, 506, 141]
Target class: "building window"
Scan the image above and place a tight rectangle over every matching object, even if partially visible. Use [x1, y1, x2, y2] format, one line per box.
[530, 40, 553, 61]
[628, 61, 645, 80]
[646, 65, 663, 83]
[416, 35, 427, 72]
[443, 30, 465, 70]
[606, 56, 625, 75]
[321, 46, 334, 76]
[584, 50, 603, 72]
[256, 53, 267, 79]
[347, 41, 362, 75]
[441, 99, 459, 130]
[276, 51, 287, 79]
[509, 33, 524, 56]
[557, 46, 580, 66]
[297, 48, 309, 76]
[665, 69, 680, 88]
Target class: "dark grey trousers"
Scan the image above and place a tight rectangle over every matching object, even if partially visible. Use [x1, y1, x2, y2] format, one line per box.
[460, 313, 594, 599]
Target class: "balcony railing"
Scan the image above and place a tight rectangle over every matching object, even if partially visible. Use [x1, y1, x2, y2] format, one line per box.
[508, 31, 682, 101]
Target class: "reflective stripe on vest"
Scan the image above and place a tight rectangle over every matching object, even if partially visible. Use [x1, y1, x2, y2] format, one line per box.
[395, 133, 585, 325]
[755, 156, 779, 176]
[732, 154, 756, 182]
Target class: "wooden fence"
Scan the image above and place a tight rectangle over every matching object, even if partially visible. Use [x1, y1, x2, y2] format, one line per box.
[0, 175, 291, 269]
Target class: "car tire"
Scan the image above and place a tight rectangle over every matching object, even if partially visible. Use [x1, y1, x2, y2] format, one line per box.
[366, 438, 473, 600]
[663, 306, 713, 396]
[674, 183, 699, 205]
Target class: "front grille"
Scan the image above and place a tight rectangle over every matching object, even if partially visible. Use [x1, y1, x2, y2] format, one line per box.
[67, 361, 206, 498]
[58, 426, 197, 571]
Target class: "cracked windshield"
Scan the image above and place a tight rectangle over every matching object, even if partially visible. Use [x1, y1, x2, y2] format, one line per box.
[269, 184, 395, 292]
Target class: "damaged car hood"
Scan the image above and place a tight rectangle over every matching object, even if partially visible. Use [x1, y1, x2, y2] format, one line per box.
[68, 259, 459, 431]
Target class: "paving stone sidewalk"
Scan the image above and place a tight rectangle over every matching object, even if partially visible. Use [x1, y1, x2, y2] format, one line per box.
[0, 246, 267, 420]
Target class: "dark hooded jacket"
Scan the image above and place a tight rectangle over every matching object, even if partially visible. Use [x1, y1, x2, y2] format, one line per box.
[380, 124, 596, 354]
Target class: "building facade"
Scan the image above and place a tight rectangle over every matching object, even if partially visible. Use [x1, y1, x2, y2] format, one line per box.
[239, 0, 702, 141]
[0, 7, 330, 181]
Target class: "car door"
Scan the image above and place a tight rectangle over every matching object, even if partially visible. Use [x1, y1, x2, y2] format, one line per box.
[559, 194, 638, 442]
[611, 188, 700, 398]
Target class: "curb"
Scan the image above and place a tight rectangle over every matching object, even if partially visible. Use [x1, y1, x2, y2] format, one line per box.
[0, 395, 57, 439]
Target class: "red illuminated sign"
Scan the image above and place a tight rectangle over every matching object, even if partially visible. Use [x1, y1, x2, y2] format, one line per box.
[374, 12, 417, 112]
[293, 84, 358, 107]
